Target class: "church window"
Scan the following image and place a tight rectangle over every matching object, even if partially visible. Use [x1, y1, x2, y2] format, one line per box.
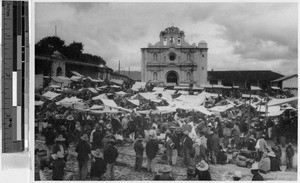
[153, 53, 157, 61]
[187, 72, 191, 81]
[187, 53, 191, 61]
[163, 37, 167, 46]
[169, 52, 176, 61]
[177, 37, 181, 45]
[169, 37, 174, 44]
[153, 72, 158, 80]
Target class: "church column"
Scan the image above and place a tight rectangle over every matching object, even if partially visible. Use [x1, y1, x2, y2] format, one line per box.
[141, 50, 145, 81]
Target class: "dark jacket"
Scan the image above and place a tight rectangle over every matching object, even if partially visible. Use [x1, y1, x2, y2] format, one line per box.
[92, 129, 104, 148]
[194, 169, 211, 180]
[75, 139, 91, 162]
[154, 173, 175, 180]
[104, 145, 118, 164]
[181, 135, 193, 150]
[270, 156, 280, 171]
[286, 145, 294, 158]
[44, 127, 56, 146]
[247, 138, 257, 151]
[209, 134, 219, 152]
[90, 157, 107, 178]
[134, 140, 144, 157]
[146, 139, 159, 159]
[251, 170, 264, 181]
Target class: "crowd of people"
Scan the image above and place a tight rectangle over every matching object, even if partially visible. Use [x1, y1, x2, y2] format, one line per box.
[34, 78, 297, 181]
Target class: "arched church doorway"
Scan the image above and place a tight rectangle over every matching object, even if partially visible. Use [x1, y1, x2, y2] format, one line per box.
[166, 71, 178, 84]
[56, 67, 63, 76]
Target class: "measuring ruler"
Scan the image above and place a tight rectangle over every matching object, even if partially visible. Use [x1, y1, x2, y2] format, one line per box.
[2, 1, 29, 153]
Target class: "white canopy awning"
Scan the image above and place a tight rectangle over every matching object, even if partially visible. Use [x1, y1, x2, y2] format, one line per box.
[42, 91, 60, 100]
[271, 86, 281, 90]
[71, 71, 85, 77]
[126, 99, 140, 106]
[92, 94, 108, 101]
[70, 76, 82, 82]
[267, 97, 298, 107]
[251, 86, 262, 91]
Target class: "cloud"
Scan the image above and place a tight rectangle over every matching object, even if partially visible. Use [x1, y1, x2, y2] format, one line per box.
[35, 2, 298, 75]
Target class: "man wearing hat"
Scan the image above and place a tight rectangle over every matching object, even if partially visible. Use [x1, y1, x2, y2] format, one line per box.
[90, 149, 107, 180]
[134, 134, 144, 171]
[75, 133, 91, 180]
[181, 129, 193, 167]
[286, 142, 294, 171]
[51, 134, 67, 180]
[103, 139, 119, 180]
[251, 162, 264, 180]
[194, 160, 211, 180]
[91, 123, 104, 150]
[146, 134, 159, 173]
[153, 165, 174, 180]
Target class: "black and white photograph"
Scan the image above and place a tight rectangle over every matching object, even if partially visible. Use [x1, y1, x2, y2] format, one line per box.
[33, 1, 298, 181]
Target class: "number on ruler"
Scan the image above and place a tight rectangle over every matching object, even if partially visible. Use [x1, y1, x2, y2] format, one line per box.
[5, 113, 11, 118]
[8, 119, 12, 127]
[4, 73, 11, 78]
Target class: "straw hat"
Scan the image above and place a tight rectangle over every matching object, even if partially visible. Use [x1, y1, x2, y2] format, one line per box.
[251, 162, 259, 170]
[268, 151, 276, 157]
[66, 115, 74, 121]
[233, 171, 242, 179]
[145, 115, 150, 119]
[56, 134, 66, 142]
[91, 149, 103, 158]
[161, 165, 172, 173]
[81, 134, 89, 141]
[196, 160, 209, 171]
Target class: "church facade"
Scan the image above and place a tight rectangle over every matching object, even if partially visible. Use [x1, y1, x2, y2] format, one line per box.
[141, 26, 208, 86]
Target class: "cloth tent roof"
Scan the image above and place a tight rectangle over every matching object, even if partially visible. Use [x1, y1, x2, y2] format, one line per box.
[111, 79, 124, 85]
[115, 91, 128, 97]
[88, 87, 98, 93]
[101, 99, 118, 108]
[208, 104, 235, 112]
[57, 76, 72, 83]
[89, 105, 105, 110]
[110, 85, 121, 88]
[87, 77, 103, 83]
[35, 101, 44, 106]
[251, 86, 262, 91]
[271, 86, 281, 90]
[70, 76, 82, 82]
[92, 94, 108, 100]
[267, 97, 298, 107]
[132, 82, 146, 91]
[71, 71, 85, 77]
[42, 91, 60, 100]
[126, 99, 140, 106]
[56, 97, 83, 107]
[49, 84, 61, 88]
[138, 93, 163, 103]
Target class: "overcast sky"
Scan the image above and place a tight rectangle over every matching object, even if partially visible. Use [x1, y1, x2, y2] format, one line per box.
[35, 2, 298, 75]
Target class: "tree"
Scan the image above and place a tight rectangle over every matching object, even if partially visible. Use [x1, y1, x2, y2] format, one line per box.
[35, 36, 65, 55]
[62, 42, 84, 60]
